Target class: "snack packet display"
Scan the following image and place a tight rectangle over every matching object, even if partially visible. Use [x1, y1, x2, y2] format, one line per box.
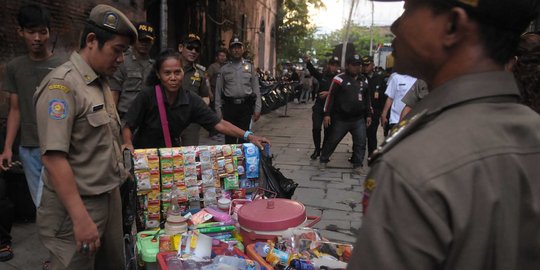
[162, 174, 174, 189]
[224, 174, 240, 190]
[133, 149, 150, 170]
[243, 143, 260, 179]
[135, 171, 151, 192]
[188, 209, 213, 226]
[135, 144, 263, 229]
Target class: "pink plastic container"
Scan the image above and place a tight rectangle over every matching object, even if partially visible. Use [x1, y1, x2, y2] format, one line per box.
[237, 198, 320, 245]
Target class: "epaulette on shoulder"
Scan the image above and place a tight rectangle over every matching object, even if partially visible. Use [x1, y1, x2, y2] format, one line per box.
[50, 65, 72, 80]
[368, 109, 429, 166]
[195, 64, 206, 72]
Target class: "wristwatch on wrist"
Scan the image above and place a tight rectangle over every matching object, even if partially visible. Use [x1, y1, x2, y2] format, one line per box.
[243, 131, 254, 141]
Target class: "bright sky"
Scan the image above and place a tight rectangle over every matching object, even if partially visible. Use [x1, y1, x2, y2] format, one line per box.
[310, 0, 404, 34]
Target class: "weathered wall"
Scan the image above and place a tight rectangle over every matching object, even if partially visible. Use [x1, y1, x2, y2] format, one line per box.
[0, 0, 146, 118]
[219, 0, 278, 72]
[0, 0, 146, 82]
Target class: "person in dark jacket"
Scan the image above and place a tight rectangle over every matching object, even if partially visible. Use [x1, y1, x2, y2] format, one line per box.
[362, 56, 387, 156]
[304, 56, 340, 160]
[319, 55, 372, 174]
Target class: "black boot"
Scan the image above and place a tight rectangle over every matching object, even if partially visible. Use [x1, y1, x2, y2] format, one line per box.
[310, 149, 321, 160]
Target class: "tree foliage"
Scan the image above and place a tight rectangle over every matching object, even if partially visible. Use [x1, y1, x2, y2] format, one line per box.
[277, 1, 394, 64]
[310, 24, 394, 62]
[277, 0, 325, 63]
[299, 24, 393, 64]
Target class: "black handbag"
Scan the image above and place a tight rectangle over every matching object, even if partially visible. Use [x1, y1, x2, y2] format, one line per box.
[260, 153, 298, 199]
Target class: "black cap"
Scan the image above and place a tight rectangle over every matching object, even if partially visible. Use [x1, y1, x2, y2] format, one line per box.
[135, 22, 156, 41]
[362, 56, 373, 65]
[328, 56, 340, 65]
[370, 0, 538, 32]
[346, 54, 362, 65]
[183, 33, 201, 46]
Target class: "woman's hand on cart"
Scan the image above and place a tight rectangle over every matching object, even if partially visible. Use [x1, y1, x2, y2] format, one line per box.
[247, 134, 271, 150]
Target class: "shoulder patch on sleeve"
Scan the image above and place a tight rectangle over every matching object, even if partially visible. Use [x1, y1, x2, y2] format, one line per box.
[332, 75, 344, 85]
[48, 99, 68, 120]
[48, 84, 70, 93]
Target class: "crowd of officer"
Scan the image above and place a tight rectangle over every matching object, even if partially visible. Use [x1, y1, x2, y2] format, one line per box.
[304, 54, 390, 175]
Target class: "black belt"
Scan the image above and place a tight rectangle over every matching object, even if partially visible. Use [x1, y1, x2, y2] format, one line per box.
[223, 95, 254, 105]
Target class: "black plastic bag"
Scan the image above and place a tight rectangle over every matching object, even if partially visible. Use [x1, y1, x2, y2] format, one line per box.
[260, 153, 298, 199]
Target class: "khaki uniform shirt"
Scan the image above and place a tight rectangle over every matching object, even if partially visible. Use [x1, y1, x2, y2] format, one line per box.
[182, 63, 209, 98]
[350, 72, 540, 270]
[401, 79, 429, 107]
[207, 62, 223, 91]
[214, 59, 261, 114]
[110, 49, 154, 114]
[34, 52, 127, 196]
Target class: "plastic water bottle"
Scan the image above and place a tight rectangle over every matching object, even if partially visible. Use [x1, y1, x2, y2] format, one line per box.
[253, 242, 270, 257]
[207, 255, 261, 270]
[166, 257, 185, 270]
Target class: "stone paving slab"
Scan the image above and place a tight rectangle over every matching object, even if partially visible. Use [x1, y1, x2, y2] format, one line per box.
[256, 102, 380, 243]
[314, 219, 352, 231]
[318, 230, 357, 243]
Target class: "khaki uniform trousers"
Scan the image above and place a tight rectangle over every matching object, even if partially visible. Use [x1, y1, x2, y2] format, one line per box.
[37, 186, 124, 270]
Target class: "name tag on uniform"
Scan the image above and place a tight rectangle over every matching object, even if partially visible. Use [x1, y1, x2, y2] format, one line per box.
[374, 92, 379, 99]
[92, 104, 104, 112]
[358, 94, 363, 101]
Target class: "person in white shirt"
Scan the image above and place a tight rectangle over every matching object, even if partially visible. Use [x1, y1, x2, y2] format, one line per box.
[380, 73, 417, 133]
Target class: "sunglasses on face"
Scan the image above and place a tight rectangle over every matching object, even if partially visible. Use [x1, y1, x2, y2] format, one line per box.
[185, 45, 200, 53]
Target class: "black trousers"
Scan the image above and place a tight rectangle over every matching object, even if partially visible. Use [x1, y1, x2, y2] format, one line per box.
[366, 112, 381, 156]
[383, 113, 392, 137]
[320, 118, 367, 167]
[312, 104, 328, 151]
[223, 100, 255, 144]
[0, 173, 14, 246]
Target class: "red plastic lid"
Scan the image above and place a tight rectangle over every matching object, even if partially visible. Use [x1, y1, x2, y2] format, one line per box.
[237, 199, 306, 231]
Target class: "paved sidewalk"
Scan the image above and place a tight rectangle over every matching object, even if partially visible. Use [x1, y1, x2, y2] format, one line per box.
[252, 102, 368, 243]
[3, 101, 377, 269]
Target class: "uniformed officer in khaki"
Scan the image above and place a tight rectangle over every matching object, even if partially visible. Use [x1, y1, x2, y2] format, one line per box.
[351, 0, 540, 269]
[33, 5, 135, 270]
[214, 36, 262, 144]
[110, 21, 156, 120]
[177, 33, 210, 146]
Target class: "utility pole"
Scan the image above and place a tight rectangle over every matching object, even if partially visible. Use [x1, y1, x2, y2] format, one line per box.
[369, 1, 374, 56]
[341, 0, 359, 68]
[160, 0, 168, 51]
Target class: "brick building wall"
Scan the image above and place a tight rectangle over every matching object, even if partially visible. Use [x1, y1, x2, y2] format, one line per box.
[0, 0, 146, 102]
[156, 0, 278, 73]
[219, 0, 278, 72]
[0, 0, 280, 115]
